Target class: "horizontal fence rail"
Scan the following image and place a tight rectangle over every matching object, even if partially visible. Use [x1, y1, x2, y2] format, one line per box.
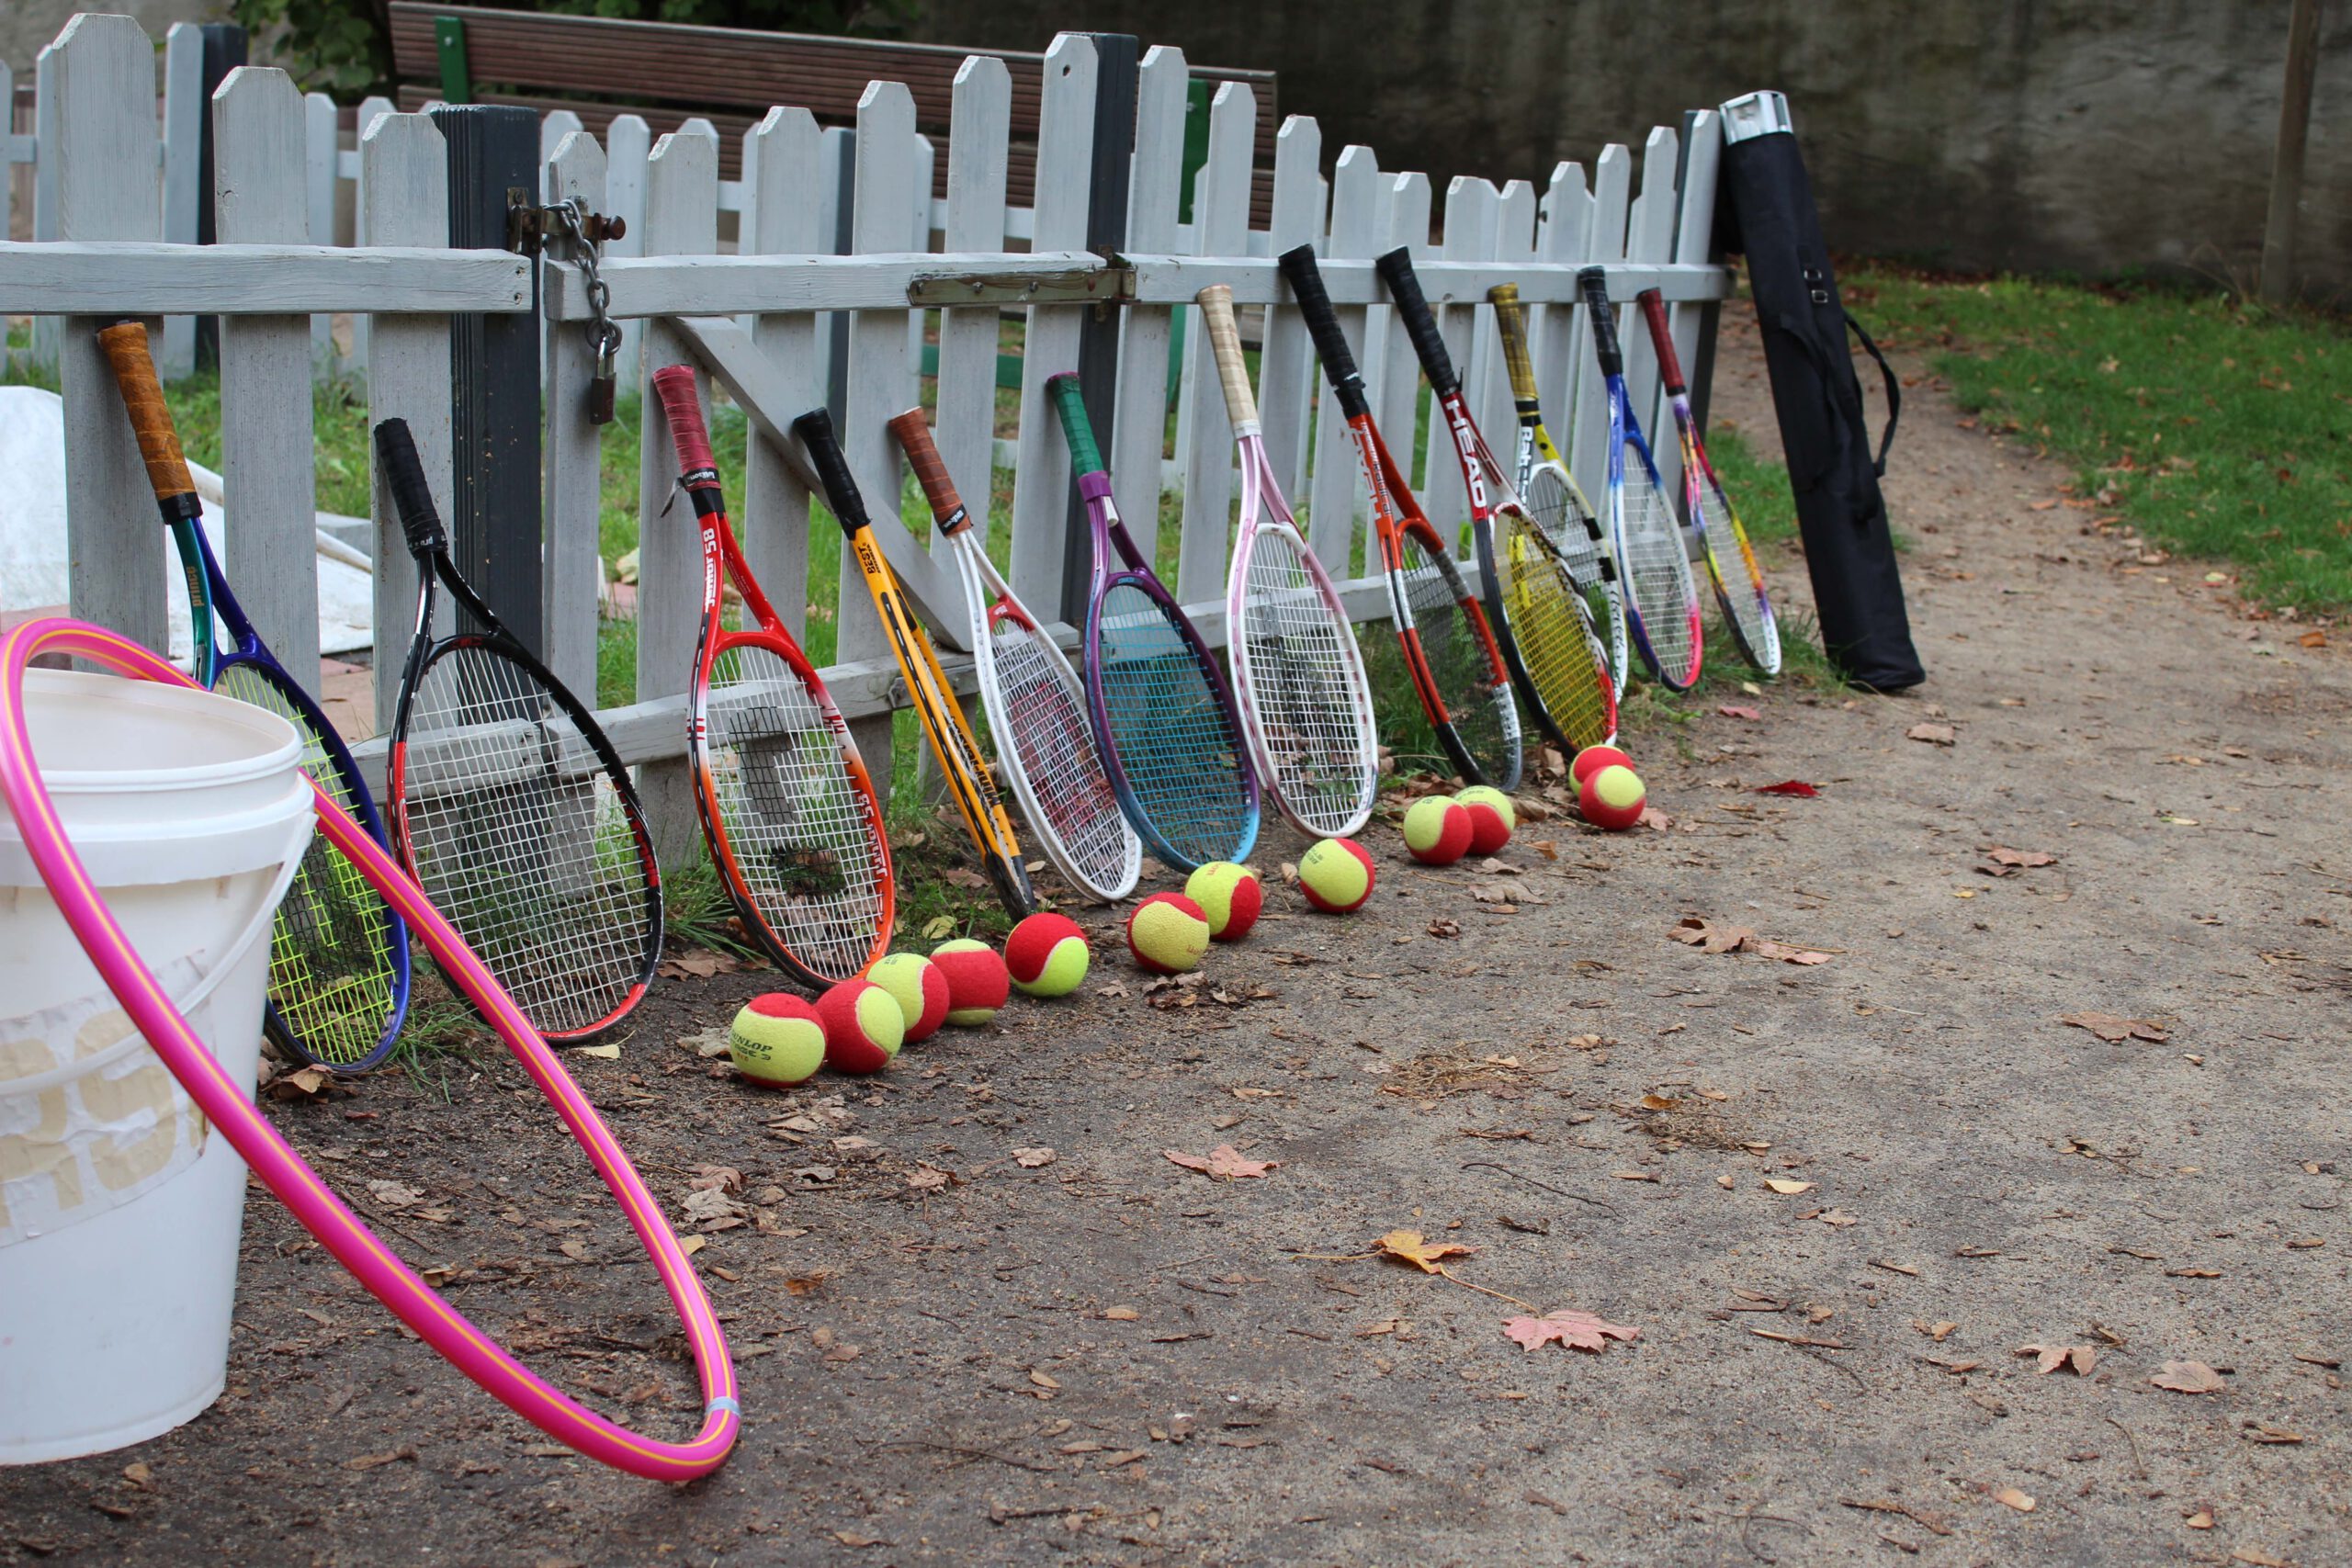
[3, 13, 1739, 867]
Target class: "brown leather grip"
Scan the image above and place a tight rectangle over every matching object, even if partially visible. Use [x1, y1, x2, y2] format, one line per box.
[1488, 284, 1539, 403]
[96, 321, 198, 506]
[1636, 288, 1688, 396]
[1196, 284, 1260, 433]
[886, 408, 969, 534]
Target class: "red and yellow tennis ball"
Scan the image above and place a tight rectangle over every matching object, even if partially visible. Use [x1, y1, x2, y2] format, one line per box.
[1297, 837, 1375, 912]
[1183, 862, 1261, 942]
[866, 951, 949, 1043]
[1452, 784, 1516, 855]
[1579, 764, 1647, 831]
[1402, 795, 1473, 865]
[1005, 911, 1091, 998]
[1126, 891, 1212, 974]
[1572, 744, 1634, 784]
[813, 978, 903, 1074]
[726, 993, 826, 1087]
[930, 938, 1011, 1025]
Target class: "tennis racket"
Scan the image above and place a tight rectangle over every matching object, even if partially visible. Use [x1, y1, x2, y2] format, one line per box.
[1376, 248, 1617, 755]
[1198, 284, 1379, 840]
[887, 410, 1140, 903]
[374, 417, 660, 1041]
[1277, 243, 1521, 791]
[650, 367, 893, 987]
[1048, 372, 1259, 872]
[1578, 268, 1703, 691]
[99, 321, 410, 1072]
[796, 408, 1033, 918]
[1638, 288, 1781, 676]
[1488, 283, 1631, 682]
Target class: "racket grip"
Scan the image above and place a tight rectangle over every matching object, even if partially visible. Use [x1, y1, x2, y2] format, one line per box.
[887, 409, 970, 535]
[1196, 284, 1260, 434]
[1278, 244, 1372, 421]
[1577, 267, 1624, 377]
[96, 321, 199, 516]
[1488, 284, 1538, 402]
[1636, 288, 1688, 395]
[1046, 373, 1105, 477]
[1374, 247, 1457, 396]
[791, 407, 869, 534]
[650, 364, 719, 484]
[371, 418, 446, 558]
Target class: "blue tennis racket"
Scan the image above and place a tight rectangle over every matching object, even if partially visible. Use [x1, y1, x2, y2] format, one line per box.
[99, 320, 411, 1072]
[1048, 373, 1258, 873]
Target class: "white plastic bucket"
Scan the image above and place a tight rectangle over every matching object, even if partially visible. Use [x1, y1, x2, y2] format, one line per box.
[0, 668, 313, 1464]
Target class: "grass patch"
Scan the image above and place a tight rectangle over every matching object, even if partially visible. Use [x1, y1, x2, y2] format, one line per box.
[1844, 267, 2352, 616]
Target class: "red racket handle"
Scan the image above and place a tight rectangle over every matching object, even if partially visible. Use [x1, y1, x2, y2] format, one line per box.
[651, 365, 719, 488]
[1637, 288, 1687, 395]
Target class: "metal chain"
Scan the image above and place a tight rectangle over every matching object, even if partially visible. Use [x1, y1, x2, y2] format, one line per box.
[549, 197, 624, 367]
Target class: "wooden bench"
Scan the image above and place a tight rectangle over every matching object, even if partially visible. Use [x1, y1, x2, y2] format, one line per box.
[386, 3, 1279, 222]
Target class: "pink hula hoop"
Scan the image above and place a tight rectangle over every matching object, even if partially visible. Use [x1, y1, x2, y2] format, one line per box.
[0, 619, 738, 1481]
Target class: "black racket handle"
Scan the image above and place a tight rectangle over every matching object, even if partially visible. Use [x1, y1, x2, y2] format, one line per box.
[1578, 266, 1624, 378]
[372, 418, 445, 558]
[1278, 244, 1372, 422]
[1374, 247, 1458, 398]
[792, 407, 871, 536]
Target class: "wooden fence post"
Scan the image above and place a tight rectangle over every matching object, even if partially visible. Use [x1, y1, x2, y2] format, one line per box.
[1172, 80, 1254, 606]
[29, 42, 61, 370]
[1375, 173, 1430, 490]
[1421, 175, 1497, 533]
[156, 23, 204, 379]
[1259, 115, 1324, 502]
[53, 14, 165, 654]
[934, 57, 1012, 547]
[1565, 146, 1630, 508]
[1060, 31, 1137, 620]
[1305, 144, 1382, 571]
[741, 107, 822, 646]
[603, 113, 650, 393]
[214, 66, 322, 686]
[1107, 44, 1189, 571]
[345, 95, 394, 383]
[1533, 160, 1591, 457]
[303, 90, 337, 368]
[541, 129, 605, 703]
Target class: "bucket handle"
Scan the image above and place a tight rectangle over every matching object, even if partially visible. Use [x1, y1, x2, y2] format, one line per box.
[0, 618, 739, 1483]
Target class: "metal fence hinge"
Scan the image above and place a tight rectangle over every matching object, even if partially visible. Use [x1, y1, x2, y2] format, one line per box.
[505, 193, 627, 258]
[905, 265, 1134, 307]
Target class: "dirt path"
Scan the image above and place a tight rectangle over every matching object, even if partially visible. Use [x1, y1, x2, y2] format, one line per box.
[5, 323, 2348, 1568]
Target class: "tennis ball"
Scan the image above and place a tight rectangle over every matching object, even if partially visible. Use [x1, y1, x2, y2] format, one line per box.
[1453, 784, 1516, 855]
[726, 993, 826, 1088]
[867, 951, 949, 1043]
[1571, 743, 1634, 784]
[1297, 837, 1375, 913]
[1402, 795, 1473, 865]
[930, 938, 1011, 1025]
[1183, 862, 1262, 942]
[1006, 912, 1091, 998]
[813, 978, 903, 1075]
[1579, 763, 1647, 831]
[1126, 892, 1212, 974]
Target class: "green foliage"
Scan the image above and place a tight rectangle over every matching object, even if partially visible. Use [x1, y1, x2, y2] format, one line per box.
[233, 0, 395, 97]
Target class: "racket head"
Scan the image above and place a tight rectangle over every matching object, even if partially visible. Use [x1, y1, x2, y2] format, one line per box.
[1487, 509, 1618, 752]
[1679, 420, 1782, 677]
[691, 626, 892, 987]
[1085, 566, 1260, 873]
[1227, 459, 1379, 840]
[1521, 458, 1632, 682]
[210, 649, 410, 1070]
[1609, 397, 1705, 693]
[956, 540, 1140, 902]
[390, 634, 661, 1040]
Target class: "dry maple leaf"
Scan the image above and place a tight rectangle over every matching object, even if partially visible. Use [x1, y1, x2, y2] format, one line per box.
[1745, 937, 1835, 965]
[2059, 1011, 2170, 1043]
[1670, 917, 1756, 954]
[2150, 1359, 2225, 1393]
[1717, 705, 1761, 721]
[1985, 846, 2056, 869]
[366, 1179, 423, 1209]
[1992, 1486, 2035, 1513]
[1636, 806, 1673, 830]
[1907, 723, 1956, 746]
[1502, 1310, 1640, 1353]
[2016, 1342, 2098, 1376]
[1012, 1146, 1057, 1168]
[1163, 1145, 1278, 1179]
[1375, 1229, 1477, 1273]
[1763, 1178, 1815, 1195]
[657, 949, 741, 980]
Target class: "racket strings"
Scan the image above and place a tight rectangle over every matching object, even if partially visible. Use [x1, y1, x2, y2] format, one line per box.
[1496, 515, 1615, 752]
[703, 643, 886, 982]
[987, 622, 1134, 894]
[401, 647, 653, 1035]
[1236, 530, 1375, 835]
[1692, 454, 1781, 674]
[1093, 581, 1252, 866]
[1619, 449, 1702, 687]
[1397, 536, 1516, 783]
[214, 660, 398, 1064]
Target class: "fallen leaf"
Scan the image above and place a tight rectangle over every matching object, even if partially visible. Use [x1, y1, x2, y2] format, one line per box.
[576, 1043, 621, 1060]
[266, 1065, 334, 1101]
[1984, 846, 2057, 869]
[1817, 1209, 1859, 1226]
[1745, 937, 1835, 965]
[2150, 1359, 2225, 1393]
[1669, 917, 1755, 954]
[2298, 629, 2327, 649]
[2015, 1343, 2098, 1375]
[1502, 1310, 1640, 1353]
[656, 949, 741, 980]
[1102, 1306, 1138, 1322]
[921, 915, 957, 941]
[780, 1269, 832, 1295]
[1907, 723, 1956, 746]
[2231, 1550, 2291, 1568]
[1993, 1487, 2035, 1513]
[1163, 1145, 1278, 1180]
[2243, 1422, 2305, 1445]
[1029, 1370, 1060, 1389]
[1717, 705, 1761, 721]
[366, 1179, 423, 1209]
[1764, 1179, 1815, 1195]
[342, 1448, 415, 1472]
[675, 1235, 706, 1256]
[1426, 918, 1461, 939]
[1914, 1320, 1958, 1342]
[832, 1530, 889, 1548]
[1752, 780, 1820, 797]
[2059, 1011, 2170, 1043]
[2186, 1509, 2214, 1529]
[1012, 1147, 1057, 1168]
[907, 1164, 956, 1191]
[1375, 1230, 1477, 1273]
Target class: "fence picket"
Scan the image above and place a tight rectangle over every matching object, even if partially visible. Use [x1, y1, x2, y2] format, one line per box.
[934, 56, 1012, 552]
[1533, 161, 1591, 451]
[1258, 114, 1322, 499]
[1666, 109, 1724, 465]
[1624, 125, 1680, 468]
[345, 95, 395, 380]
[156, 24, 204, 379]
[213, 67, 322, 688]
[741, 107, 821, 649]
[1173, 80, 1255, 605]
[1485, 179, 1537, 462]
[542, 130, 605, 702]
[1107, 44, 1188, 565]
[303, 91, 338, 369]
[1566, 145, 1631, 508]
[604, 113, 651, 395]
[1375, 173, 1430, 491]
[29, 43, 62, 369]
[1301, 145, 1381, 570]
[1421, 175, 1496, 536]
[54, 14, 164, 652]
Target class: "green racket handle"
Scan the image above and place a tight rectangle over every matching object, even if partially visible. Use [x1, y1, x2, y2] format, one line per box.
[1046, 373, 1104, 477]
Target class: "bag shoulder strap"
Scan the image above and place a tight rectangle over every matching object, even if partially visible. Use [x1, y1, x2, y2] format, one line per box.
[1844, 311, 1900, 475]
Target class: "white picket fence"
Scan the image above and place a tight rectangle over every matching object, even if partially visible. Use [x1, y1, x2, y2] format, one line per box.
[1, 13, 1736, 863]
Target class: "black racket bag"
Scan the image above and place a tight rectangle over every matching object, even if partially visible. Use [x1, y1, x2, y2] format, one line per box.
[1713, 91, 1923, 692]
